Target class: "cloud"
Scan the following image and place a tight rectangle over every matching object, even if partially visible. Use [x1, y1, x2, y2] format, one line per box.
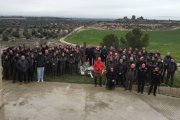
[0, 0, 180, 19]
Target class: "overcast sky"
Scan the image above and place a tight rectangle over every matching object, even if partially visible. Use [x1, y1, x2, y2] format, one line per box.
[0, 0, 180, 20]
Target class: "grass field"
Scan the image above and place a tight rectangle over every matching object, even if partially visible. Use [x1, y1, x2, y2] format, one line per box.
[66, 28, 180, 87]
[66, 29, 180, 61]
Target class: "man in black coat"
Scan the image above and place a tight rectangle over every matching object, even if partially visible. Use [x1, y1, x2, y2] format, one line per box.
[85, 47, 94, 66]
[138, 63, 147, 94]
[166, 59, 177, 86]
[50, 53, 58, 77]
[156, 58, 164, 82]
[100, 46, 108, 64]
[74, 50, 82, 73]
[68, 53, 75, 74]
[27, 54, 35, 82]
[162, 52, 172, 81]
[106, 67, 116, 90]
[148, 67, 161, 96]
[12, 54, 19, 83]
[115, 59, 126, 87]
[17, 55, 29, 83]
[58, 52, 67, 75]
[2, 56, 10, 80]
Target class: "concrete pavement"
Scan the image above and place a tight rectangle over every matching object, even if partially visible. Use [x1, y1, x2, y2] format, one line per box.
[1, 81, 180, 120]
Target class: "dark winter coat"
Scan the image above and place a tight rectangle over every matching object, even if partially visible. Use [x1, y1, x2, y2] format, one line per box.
[17, 59, 29, 72]
[36, 55, 46, 67]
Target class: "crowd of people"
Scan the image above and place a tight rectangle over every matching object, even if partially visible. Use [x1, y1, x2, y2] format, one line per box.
[1, 44, 178, 96]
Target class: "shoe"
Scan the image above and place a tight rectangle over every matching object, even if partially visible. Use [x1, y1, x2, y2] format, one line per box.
[153, 93, 156, 96]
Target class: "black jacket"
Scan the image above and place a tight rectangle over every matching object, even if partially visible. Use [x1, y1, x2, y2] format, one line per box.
[17, 59, 29, 72]
[36, 55, 46, 67]
[151, 72, 161, 84]
[106, 71, 116, 80]
[115, 63, 126, 75]
[138, 67, 147, 80]
[167, 62, 177, 73]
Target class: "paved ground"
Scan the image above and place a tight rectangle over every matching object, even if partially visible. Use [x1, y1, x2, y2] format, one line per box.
[0, 81, 180, 120]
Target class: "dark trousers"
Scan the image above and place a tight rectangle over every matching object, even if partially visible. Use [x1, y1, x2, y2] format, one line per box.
[101, 56, 107, 65]
[19, 72, 27, 83]
[27, 71, 34, 82]
[162, 66, 168, 82]
[148, 82, 158, 95]
[117, 74, 125, 87]
[95, 76, 102, 86]
[166, 72, 175, 86]
[74, 63, 79, 73]
[52, 65, 57, 77]
[13, 71, 18, 83]
[86, 57, 93, 66]
[60, 63, 66, 75]
[147, 71, 152, 84]
[45, 63, 52, 75]
[3, 69, 9, 80]
[138, 79, 145, 93]
[68, 63, 73, 74]
[125, 79, 133, 91]
[106, 79, 115, 90]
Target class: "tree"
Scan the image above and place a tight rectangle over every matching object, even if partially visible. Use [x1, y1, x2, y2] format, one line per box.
[131, 15, 136, 20]
[31, 28, 36, 36]
[2, 33, 9, 41]
[125, 28, 149, 49]
[23, 29, 31, 39]
[137, 16, 144, 20]
[12, 29, 20, 38]
[120, 37, 127, 48]
[101, 34, 120, 49]
[123, 16, 129, 20]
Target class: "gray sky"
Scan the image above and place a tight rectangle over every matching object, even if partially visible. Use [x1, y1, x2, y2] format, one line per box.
[0, 0, 180, 20]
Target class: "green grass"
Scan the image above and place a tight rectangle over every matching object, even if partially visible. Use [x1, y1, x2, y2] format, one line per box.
[66, 29, 180, 61]
[66, 29, 180, 88]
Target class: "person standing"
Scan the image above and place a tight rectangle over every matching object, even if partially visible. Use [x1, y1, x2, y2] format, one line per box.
[162, 52, 172, 82]
[148, 67, 161, 96]
[2, 56, 10, 80]
[156, 58, 164, 82]
[85, 47, 94, 66]
[138, 63, 147, 94]
[115, 59, 126, 87]
[12, 54, 19, 83]
[17, 56, 29, 83]
[166, 59, 177, 86]
[36, 52, 46, 82]
[93, 57, 105, 87]
[100, 46, 108, 65]
[125, 64, 137, 91]
[106, 67, 116, 90]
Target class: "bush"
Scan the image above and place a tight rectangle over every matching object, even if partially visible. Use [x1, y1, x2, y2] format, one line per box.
[2, 33, 9, 41]
[125, 28, 149, 49]
[101, 34, 120, 49]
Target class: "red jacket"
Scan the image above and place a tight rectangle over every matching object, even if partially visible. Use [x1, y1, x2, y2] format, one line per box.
[93, 60, 104, 74]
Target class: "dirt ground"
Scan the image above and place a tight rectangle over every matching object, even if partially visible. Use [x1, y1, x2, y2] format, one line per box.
[0, 81, 180, 120]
